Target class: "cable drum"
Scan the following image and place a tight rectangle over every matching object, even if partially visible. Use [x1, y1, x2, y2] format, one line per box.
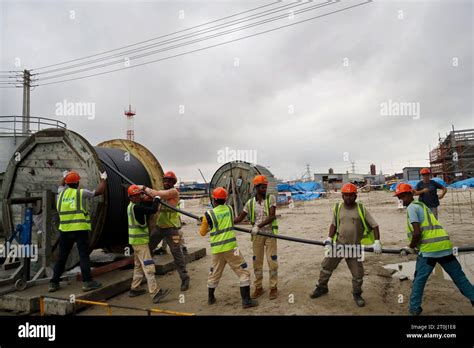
[94, 147, 152, 248]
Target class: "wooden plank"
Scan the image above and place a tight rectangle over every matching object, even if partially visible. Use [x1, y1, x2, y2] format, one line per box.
[76, 257, 134, 281]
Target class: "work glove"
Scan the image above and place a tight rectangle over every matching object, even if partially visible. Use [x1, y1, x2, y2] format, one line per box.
[250, 226, 260, 236]
[400, 247, 416, 256]
[323, 237, 333, 257]
[153, 195, 161, 203]
[100, 171, 107, 180]
[373, 240, 382, 254]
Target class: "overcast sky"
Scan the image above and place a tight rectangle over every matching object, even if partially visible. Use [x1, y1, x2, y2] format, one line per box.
[1, 0, 472, 182]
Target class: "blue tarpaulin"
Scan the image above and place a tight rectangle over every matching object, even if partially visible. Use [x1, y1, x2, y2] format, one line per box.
[389, 178, 447, 191]
[449, 178, 474, 188]
[277, 181, 324, 201]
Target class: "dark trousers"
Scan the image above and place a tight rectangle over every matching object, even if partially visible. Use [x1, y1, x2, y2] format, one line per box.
[149, 227, 189, 281]
[51, 230, 92, 283]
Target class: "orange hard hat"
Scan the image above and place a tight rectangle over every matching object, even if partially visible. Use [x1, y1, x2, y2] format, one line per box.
[253, 175, 268, 186]
[128, 184, 142, 197]
[420, 168, 430, 175]
[65, 171, 80, 184]
[212, 187, 228, 200]
[394, 183, 413, 196]
[163, 171, 177, 180]
[341, 183, 358, 193]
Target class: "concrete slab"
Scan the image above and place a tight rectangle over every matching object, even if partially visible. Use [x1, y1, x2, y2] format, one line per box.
[0, 247, 206, 315]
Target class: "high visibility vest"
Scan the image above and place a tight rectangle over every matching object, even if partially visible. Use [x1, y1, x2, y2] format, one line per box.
[56, 187, 91, 232]
[406, 201, 452, 253]
[247, 195, 278, 234]
[157, 200, 181, 229]
[333, 202, 375, 245]
[207, 204, 238, 254]
[127, 202, 150, 245]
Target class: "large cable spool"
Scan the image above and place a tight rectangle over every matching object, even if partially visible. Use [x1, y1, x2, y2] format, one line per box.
[1, 128, 163, 268]
[209, 161, 277, 214]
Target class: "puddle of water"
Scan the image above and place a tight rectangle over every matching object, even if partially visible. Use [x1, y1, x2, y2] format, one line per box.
[383, 253, 474, 282]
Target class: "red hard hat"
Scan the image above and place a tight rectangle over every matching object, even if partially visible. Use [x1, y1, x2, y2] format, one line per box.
[341, 183, 358, 193]
[163, 171, 177, 180]
[253, 175, 268, 186]
[420, 168, 430, 175]
[65, 171, 80, 184]
[128, 184, 142, 197]
[394, 183, 413, 196]
[212, 187, 228, 200]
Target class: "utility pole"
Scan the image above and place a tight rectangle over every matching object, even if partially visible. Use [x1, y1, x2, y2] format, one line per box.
[22, 69, 31, 134]
[351, 161, 356, 174]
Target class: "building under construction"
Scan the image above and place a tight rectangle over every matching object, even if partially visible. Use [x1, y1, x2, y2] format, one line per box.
[430, 127, 474, 183]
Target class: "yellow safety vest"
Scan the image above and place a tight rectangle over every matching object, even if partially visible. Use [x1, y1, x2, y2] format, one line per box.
[207, 204, 238, 254]
[127, 202, 150, 245]
[247, 195, 278, 234]
[406, 201, 452, 253]
[157, 200, 181, 229]
[56, 187, 91, 232]
[333, 202, 375, 245]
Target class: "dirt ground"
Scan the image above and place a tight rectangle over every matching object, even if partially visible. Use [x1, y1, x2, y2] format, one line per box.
[81, 190, 474, 316]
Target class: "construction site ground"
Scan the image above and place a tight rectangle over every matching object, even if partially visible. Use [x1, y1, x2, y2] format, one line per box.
[79, 190, 473, 316]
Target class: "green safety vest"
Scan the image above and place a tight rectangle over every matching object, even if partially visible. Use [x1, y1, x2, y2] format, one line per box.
[247, 195, 278, 234]
[157, 200, 181, 229]
[127, 202, 150, 245]
[56, 187, 91, 232]
[406, 201, 452, 253]
[333, 202, 375, 245]
[207, 204, 238, 254]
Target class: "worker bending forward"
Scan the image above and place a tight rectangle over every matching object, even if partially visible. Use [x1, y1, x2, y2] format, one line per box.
[310, 183, 382, 307]
[395, 183, 474, 315]
[234, 175, 279, 300]
[199, 188, 258, 309]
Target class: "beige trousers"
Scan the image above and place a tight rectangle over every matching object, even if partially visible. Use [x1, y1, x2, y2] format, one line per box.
[207, 248, 250, 288]
[317, 256, 364, 294]
[131, 244, 160, 297]
[252, 235, 278, 289]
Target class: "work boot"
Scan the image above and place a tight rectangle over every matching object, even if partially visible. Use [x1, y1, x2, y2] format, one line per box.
[208, 288, 216, 305]
[153, 288, 171, 303]
[240, 286, 258, 309]
[82, 280, 102, 292]
[309, 287, 328, 299]
[251, 287, 264, 299]
[180, 277, 190, 291]
[129, 288, 147, 297]
[269, 287, 278, 300]
[353, 293, 365, 307]
[48, 282, 60, 293]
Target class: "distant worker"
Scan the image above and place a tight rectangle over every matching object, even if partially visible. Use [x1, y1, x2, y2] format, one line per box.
[49, 170, 107, 292]
[142, 171, 190, 291]
[127, 185, 170, 303]
[310, 183, 382, 307]
[234, 174, 279, 300]
[199, 187, 258, 308]
[394, 183, 474, 315]
[414, 168, 447, 219]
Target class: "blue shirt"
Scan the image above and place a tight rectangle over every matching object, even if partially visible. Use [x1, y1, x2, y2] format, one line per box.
[407, 202, 452, 258]
[415, 180, 444, 208]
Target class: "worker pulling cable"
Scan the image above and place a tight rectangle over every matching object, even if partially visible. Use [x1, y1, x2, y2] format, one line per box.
[100, 159, 474, 254]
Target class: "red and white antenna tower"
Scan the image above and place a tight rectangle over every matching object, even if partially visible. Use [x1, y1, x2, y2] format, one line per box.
[124, 104, 135, 141]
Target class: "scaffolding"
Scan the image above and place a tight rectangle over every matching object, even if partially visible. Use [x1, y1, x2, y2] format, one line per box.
[429, 127, 474, 184]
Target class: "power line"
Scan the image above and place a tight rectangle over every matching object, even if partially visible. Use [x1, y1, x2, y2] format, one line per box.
[36, 0, 338, 82]
[35, 0, 310, 76]
[36, 0, 371, 87]
[32, 0, 282, 71]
